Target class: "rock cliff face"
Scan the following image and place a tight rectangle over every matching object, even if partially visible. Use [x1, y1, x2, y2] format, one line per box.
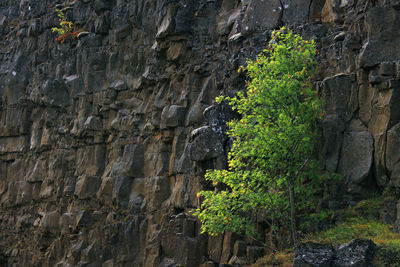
[0, 0, 400, 266]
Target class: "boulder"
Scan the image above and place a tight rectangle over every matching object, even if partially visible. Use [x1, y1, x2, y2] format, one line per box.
[294, 243, 334, 266]
[334, 239, 376, 267]
[294, 239, 377, 267]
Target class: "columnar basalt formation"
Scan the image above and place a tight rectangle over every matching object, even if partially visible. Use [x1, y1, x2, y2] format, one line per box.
[0, 0, 400, 266]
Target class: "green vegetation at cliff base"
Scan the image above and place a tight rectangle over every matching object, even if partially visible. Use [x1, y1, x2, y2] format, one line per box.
[253, 198, 400, 266]
[303, 217, 400, 251]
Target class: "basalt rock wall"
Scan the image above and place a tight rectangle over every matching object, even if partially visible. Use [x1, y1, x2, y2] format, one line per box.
[0, 0, 400, 266]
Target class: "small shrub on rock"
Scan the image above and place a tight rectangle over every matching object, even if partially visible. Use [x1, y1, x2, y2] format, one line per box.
[51, 8, 81, 43]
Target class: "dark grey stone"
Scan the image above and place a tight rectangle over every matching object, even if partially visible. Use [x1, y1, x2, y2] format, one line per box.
[334, 239, 376, 267]
[294, 243, 334, 267]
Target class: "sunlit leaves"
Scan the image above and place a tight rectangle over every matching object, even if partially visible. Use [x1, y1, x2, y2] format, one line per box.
[194, 28, 322, 238]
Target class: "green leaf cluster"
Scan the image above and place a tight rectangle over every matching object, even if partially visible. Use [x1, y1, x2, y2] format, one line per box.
[52, 9, 73, 35]
[51, 9, 75, 43]
[194, 28, 323, 240]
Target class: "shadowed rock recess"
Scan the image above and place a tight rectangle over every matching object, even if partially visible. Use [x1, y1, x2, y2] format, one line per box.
[1, 0, 400, 266]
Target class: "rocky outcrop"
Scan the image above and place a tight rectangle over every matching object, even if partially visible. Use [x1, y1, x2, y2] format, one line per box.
[1, 0, 400, 266]
[294, 239, 377, 267]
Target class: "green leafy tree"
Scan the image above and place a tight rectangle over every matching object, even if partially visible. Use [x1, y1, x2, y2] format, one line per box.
[194, 28, 323, 245]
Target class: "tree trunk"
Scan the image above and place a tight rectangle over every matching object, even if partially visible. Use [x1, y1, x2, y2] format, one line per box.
[289, 182, 297, 245]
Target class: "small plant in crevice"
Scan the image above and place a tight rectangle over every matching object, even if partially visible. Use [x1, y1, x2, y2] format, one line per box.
[51, 8, 81, 43]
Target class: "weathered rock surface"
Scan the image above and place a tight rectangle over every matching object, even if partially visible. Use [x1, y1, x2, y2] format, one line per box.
[294, 242, 335, 266]
[0, 0, 400, 266]
[294, 239, 377, 267]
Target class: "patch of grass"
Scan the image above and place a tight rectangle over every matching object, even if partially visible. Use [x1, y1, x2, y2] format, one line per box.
[250, 250, 294, 267]
[339, 198, 383, 221]
[352, 198, 383, 218]
[303, 217, 399, 248]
